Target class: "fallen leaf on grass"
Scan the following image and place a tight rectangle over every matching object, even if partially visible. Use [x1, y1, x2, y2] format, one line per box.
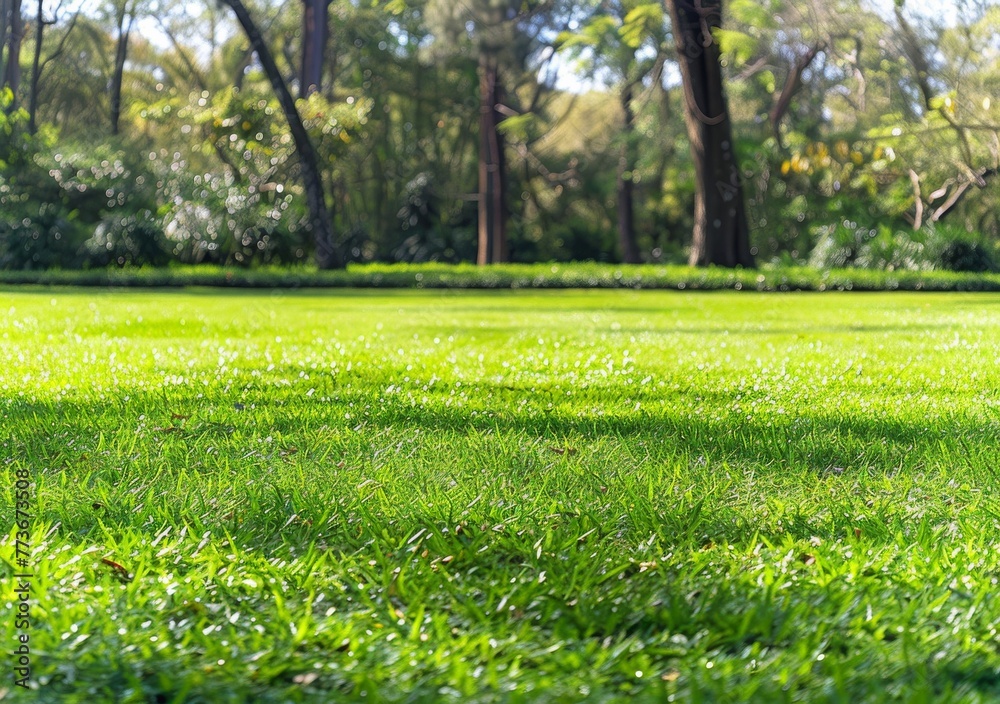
[100, 558, 133, 583]
[170, 413, 191, 421]
[548, 446, 578, 456]
[854, 528, 862, 539]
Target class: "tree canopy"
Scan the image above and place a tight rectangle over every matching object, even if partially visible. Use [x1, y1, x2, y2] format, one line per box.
[1, 0, 999, 272]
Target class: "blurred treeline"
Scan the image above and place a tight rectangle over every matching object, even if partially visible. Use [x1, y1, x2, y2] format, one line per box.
[1, 0, 998, 271]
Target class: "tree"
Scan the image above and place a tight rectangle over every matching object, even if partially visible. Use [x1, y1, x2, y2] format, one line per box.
[890, 3, 999, 230]
[100, 0, 162, 136]
[3, 0, 23, 108]
[299, 0, 328, 98]
[716, 0, 868, 147]
[427, 0, 569, 265]
[558, 1, 667, 263]
[666, 0, 753, 267]
[0, 0, 10, 86]
[106, 0, 140, 134]
[28, 0, 78, 133]
[219, 0, 343, 268]
[477, 45, 507, 265]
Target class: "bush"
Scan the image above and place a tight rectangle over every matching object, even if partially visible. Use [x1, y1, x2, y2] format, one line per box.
[924, 225, 998, 273]
[809, 222, 933, 271]
[937, 240, 996, 272]
[159, 167, 312, 267]
[1, 127, 170, 269]
[83, 211, 170, 267]
[0, 199, 82, 270]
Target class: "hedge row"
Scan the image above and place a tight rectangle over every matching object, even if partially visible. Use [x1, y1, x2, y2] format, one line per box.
[4, 263, 1000, 291]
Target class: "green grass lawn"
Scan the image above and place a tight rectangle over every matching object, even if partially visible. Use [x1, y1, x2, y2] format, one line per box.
[2, 288, 1000, 703]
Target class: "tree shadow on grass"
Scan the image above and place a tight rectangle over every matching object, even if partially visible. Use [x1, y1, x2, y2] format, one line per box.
[5, 378, 992, 480]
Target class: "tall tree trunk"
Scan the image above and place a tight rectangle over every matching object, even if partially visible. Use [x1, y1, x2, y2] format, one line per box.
[617, 81, 640, 264]
[299, 0, 328, 98]
[27, 0, 42, 132]
[0, 0, 10, 87]
[477, 52, 507, 265]
[221, 0, 343, 269]
[110, 8, 132, 136]
[666, 0, 754, 268]
[3, 0, 23, 108]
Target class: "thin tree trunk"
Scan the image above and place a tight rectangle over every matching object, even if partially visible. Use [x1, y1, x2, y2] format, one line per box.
[221, 0, 343, 269]
[769, 43, 823, 147]
[28, 7, 75, 130]
[3, 0, 23, 108]
[0, 0, 10, 86]
[908, 169, 923, 230]
[27, 0, 43, 132]
[477, 52, 507, 265]
[234, 47, 253, 90]
[617, 81, 640, 264]
[299, 0, 328, 98]
[110, 8, 132, 136]
[667, 0, 753, 268]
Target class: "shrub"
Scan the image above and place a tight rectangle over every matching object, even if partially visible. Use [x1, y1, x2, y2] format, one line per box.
[83, 212, 170, 267]
[159, 167, 312, 267]
[809, 221, 933, 271]
[937, 240, 996, 272]
[924, 224, 998, 273]
[0, 199, 82, 270]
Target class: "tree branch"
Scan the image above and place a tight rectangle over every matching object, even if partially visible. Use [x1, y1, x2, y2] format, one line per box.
[38, 7, 79, 74]
[908, 169, 923, 230]
[894, 6, 974, 167]
[769, 41, 824, 146]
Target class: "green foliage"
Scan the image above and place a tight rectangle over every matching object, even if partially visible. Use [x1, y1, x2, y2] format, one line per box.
[808, 221, 1000, 273]
[713, 28, 759, 64]
[937, 239, 996, 272]
[4, 0, 1000, 269]
[728, 0, 780, 29]
[620, 4, 663, 49]
[809, 223, 929, 270]
[3, 262, 1000, 291]
[1, 134, 168, 269]
[83, 212, 172, 267]
[926, 225, 998, 273]
[392, 172, 473, 262]
[0, 98, 82, 269]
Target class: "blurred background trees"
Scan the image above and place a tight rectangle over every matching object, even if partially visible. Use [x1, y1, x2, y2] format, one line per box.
[1, 0, 999, 271]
